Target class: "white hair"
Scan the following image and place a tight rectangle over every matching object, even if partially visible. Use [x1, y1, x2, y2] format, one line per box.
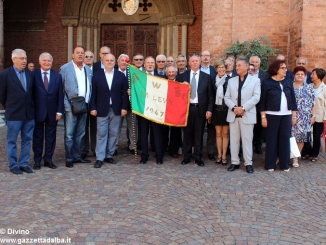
[117, 54, 129, 62]
[156, 54, 166, 61]
[12, 49, 26, 59]
[39, 52, 53, 61]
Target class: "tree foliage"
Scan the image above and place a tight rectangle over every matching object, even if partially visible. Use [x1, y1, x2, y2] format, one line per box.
[223, 36, 278, 71]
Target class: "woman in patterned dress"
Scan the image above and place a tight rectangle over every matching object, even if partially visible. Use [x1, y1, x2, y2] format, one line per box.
[292, 66, 315, 167]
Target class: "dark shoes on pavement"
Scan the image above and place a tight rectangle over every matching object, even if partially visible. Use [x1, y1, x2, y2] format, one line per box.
[208, 154, 216, 161]
[44, 162, 57, 169]
[10, 166, 23, 175]
[94, 160, 103, 168]
[19, 166, 34, 173]
[104, 158, 117, 164]
[227, 164, 254, 173]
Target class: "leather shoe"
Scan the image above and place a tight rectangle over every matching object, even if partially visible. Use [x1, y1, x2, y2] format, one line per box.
[81, 153, 88, 159]
[181, 158, 191, 165]
[44, 162, 57, 169]
[208, 154, 216, 161]
[73, 159, 91, 163]
[228, 164, 240, 171]
[94, 160, 103, 168]
[113, 150, 118, 156]
[195, 159, 205, 166]
[19, 166, 34, 173]
[104, 158, 117, 164]
[33, 162, 41, 170]
[66, 161, 73, 168]
[246, 165, 254, 174]
[156, 160, 163, 165]
[139, 159, 147, 164]
[10, 166, 23, 175]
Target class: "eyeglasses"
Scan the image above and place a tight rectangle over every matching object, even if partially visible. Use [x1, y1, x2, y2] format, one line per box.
[133, 59, 143, 61]
[248, 68, 255, 71]
[166, 60, 174, 63]
[177, 60, 185, 63]
[101, 53, 109, 55]
[217, 66, 226, 69]
[280, 67, 287, 70]
[201, 54, 211, 57]
[157, 61, 166, 63]
[15, 57, 27, 60]
[85, 56, 93, 58]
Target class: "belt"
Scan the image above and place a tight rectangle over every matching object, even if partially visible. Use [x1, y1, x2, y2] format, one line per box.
[235, 115, 242, 118]
[190, 103, 199, 107]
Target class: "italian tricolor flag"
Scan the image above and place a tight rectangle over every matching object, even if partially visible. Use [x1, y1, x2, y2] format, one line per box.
[128, 65, 190, 126]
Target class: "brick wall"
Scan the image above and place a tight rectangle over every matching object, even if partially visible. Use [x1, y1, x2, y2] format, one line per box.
[4, 0, 67, 71]
[187, 0, 203, 56]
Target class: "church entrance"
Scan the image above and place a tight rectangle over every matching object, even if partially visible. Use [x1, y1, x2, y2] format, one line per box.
[101, 24, 159, 59]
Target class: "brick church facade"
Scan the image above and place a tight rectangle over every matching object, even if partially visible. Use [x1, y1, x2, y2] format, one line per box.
[0, 0, 325, 72]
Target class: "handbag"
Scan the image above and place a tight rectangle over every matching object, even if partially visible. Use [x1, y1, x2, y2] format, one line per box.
[66, 67, 88, 116]
[290, 136, 301, 158]
[69, 96, 87, 116]
[320, 122, 326, 154]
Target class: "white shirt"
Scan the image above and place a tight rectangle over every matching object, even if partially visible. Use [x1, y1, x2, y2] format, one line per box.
[190, 70, 200, 103]
[73, 61, 91, 103]
[104, 69, 114, 105]
[119, 68, 126, 77]
[266, 84, 291, 115]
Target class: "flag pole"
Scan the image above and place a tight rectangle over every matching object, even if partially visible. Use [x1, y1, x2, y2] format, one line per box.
[127, 64, 138, 163]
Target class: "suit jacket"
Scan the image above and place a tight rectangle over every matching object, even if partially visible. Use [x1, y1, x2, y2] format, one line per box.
[310, 82, 326, 122]
[258, 69, 269, 83]
[224, 75, 261, 124]
[176, 70, 214, 117]
[201, 65, 217, 81]
[33, 69, 64, 122]
[0, 66, 34, 120]
[90, 69, 129, 117]
[154, 70, 167, 79]
[306, 71, 312, 84]
[60, 61, 93, 112]
[93, 61, 102, 74]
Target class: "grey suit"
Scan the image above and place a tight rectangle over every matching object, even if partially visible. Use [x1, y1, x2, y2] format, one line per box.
[60, 61, 92, 163]
[224, 75, 261, 166]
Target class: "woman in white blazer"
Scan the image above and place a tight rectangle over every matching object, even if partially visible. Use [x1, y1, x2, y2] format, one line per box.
[310, 68, 326, 162]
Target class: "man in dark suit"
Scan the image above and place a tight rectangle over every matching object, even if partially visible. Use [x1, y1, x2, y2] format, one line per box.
[200, 50, 217, 161]
[0, 49, 35, 174]
[60, 46, 93, 168]
[177, 54, 188, 74]
[32, 52, 64, 170]
[250, 55, 269, 154]
[93, 46, 111, 74]
[138, 56, 164, 164]
[176, 54, 214, 166]
[132, 53, 146, 72]
[90, 54, 129, 168]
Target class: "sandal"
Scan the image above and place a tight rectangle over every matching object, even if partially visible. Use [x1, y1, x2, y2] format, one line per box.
[301, 155, 309, 160]
[292, 158, 299, 168]
[311, 157, 318, 162]
[215, 157, 222, 164]
[222, 158, 228, 166]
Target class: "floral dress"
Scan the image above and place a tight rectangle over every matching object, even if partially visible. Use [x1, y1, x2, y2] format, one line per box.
[293, 83, 315, 142]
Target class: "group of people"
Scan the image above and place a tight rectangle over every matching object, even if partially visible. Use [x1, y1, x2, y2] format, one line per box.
[0, 46, 325, 175]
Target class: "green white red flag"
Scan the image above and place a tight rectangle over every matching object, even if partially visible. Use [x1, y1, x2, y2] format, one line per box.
[128, 65, 190, 126]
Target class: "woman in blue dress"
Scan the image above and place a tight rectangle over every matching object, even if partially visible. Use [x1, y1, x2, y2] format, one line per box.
[292, 66, 315, 167]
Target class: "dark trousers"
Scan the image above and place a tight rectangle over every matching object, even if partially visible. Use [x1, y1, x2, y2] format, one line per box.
[161, 125, 170, 152]
[169, 126, 182, 155]
[183, 106, 206, 160]
[265, 114, 291, 170]
[253, 111, 264, 146]
[139, 117, 163, 161]
[206, 122, 216, 155]
[33, 116, 58, 163]
[82, 112, 97, 156]
[311, 122, 324, 157]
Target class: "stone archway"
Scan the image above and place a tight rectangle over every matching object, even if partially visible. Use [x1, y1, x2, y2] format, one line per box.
[61, 0, 195, 61]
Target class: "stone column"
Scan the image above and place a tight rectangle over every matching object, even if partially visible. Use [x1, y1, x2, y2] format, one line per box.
[0, 0, 4, 72]
[61, 17, 79, 62]
[93, 21, 99, 61]
[181, 24, 187, 56]
[160, 25, 166, 54]
[172, 25, 178, 58]
[166, 25, 172, 55]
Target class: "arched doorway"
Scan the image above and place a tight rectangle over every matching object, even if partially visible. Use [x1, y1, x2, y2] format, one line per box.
[61, 0, 195, 61]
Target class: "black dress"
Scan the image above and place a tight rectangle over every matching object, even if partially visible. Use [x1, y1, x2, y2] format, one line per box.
[211, 78, 229, 126]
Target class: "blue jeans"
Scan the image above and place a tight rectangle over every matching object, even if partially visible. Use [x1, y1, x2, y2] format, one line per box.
[64, 111, 87, 162]
[6, 120, 35, 170]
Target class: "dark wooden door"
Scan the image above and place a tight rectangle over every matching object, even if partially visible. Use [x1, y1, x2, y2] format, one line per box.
[101, 24, 159, 59]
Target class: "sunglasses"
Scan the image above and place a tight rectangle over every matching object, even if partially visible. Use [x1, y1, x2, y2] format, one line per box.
[248, 68, 255, 71]
[157, 61, 166, 63]
[85, 56, 93, 58]
[133, 59, 143, 61]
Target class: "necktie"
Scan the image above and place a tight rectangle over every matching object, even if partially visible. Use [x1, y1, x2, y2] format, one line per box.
[191, 73, 197, 99]
[19, 70, 25, 91]
[43, 72, 49, 91]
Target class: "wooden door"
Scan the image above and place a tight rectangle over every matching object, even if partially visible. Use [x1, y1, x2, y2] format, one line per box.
[101, 24, 159, 59]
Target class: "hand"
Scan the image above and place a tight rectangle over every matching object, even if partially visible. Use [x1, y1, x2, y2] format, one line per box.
[292, 117, 296, 126]
[183, 81, 189, 85]
[206, 111, 212, 119]
[207, 117, 211, 124]
[55, 114, 62, 121]
[127, 88, 130, 96]
[311, 117, 316, 125]
[121, 109, 127, 117]
[261, 118, 267, 128]
[90, 110, 97, 116]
